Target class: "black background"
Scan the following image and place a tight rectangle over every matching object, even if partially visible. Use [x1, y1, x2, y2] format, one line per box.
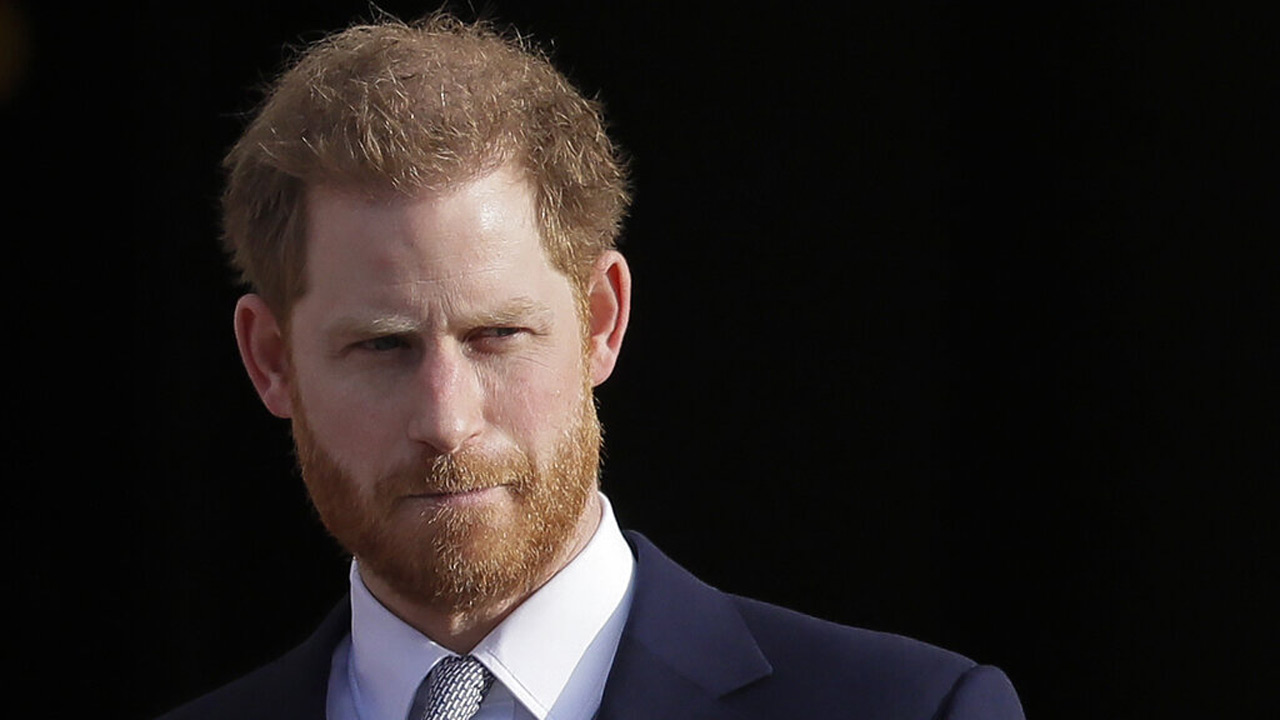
[5, 2, 1275, 718]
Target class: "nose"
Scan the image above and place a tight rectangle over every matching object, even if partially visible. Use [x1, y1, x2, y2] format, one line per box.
[407, 342, 484, 455]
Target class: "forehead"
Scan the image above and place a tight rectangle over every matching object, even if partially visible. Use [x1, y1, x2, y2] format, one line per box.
[301, 166, 556, 295]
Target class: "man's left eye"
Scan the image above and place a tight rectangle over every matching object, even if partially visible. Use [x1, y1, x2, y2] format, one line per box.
[474, 327, 523, 341]
[468, 327, 530, 348]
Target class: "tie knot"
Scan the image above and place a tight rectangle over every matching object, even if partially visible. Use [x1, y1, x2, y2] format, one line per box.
[419, 655, 494, 720]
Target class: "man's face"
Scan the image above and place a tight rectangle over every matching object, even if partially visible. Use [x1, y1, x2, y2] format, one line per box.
[282, 165, 603, 612]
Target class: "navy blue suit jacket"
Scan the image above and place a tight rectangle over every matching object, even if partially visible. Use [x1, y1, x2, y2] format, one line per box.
[160, 532, 1024, 719]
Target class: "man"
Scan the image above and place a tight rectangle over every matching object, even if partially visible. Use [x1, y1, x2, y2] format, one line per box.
[161, 13, 1024, 720]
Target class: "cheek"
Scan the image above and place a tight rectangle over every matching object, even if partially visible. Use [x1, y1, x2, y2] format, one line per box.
[484, 356, 586, 447]
[294, 370, 404, 473]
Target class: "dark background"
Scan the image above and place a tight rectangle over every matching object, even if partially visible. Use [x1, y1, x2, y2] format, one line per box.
[5, 1, 1275, 718]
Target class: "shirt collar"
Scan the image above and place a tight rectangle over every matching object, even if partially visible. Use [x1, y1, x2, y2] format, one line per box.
[347, 493, 634, 720]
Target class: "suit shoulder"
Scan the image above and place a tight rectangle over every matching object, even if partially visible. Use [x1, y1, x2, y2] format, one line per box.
[732, 593, 974, 673]
[617, 531, 1023, 717]
[156, 600, 350, 720]
[727, 595, 1020, 718]
[156, 641, 332, 720]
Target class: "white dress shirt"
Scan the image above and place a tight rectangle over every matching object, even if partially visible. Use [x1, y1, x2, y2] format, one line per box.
[326, 494, 635, 720]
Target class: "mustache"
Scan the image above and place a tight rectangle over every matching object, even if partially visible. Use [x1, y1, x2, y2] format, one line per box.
[386, 449, 535, 495]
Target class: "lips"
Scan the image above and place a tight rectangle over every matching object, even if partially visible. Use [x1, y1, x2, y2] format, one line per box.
[417, 488, 486, 498]
[404, 485, 508, 505]
[414, 481, 506, 496]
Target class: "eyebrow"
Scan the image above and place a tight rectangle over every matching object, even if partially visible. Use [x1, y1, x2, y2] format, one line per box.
[328, 315, 422, 338]
[470, 297, 555, 327]
[327, 297, 555, 338]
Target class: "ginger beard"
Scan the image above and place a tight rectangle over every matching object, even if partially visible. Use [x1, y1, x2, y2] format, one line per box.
[290, 381, 602, 613]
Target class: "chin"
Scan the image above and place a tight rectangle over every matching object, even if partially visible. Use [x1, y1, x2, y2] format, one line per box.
[367, 497, 586, 612]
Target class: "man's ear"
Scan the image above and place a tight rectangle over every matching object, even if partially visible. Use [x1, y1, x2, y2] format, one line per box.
[233, 294, 295, 418]
[584, 250, 632, 387]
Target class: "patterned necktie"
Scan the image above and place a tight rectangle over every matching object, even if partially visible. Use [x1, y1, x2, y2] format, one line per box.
[418, 655, 495, 720]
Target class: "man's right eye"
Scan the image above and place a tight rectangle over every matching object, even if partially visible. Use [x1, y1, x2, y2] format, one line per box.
[357, 336, 408, 352]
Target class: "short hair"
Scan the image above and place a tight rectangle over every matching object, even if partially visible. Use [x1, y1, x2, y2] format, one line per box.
[221, 13, 630, 322]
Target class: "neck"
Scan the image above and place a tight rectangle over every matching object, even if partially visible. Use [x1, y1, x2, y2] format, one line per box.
[359, 494, 603, 654]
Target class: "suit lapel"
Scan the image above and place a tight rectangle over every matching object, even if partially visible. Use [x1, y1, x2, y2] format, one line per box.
[596, 533, 772, 720]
